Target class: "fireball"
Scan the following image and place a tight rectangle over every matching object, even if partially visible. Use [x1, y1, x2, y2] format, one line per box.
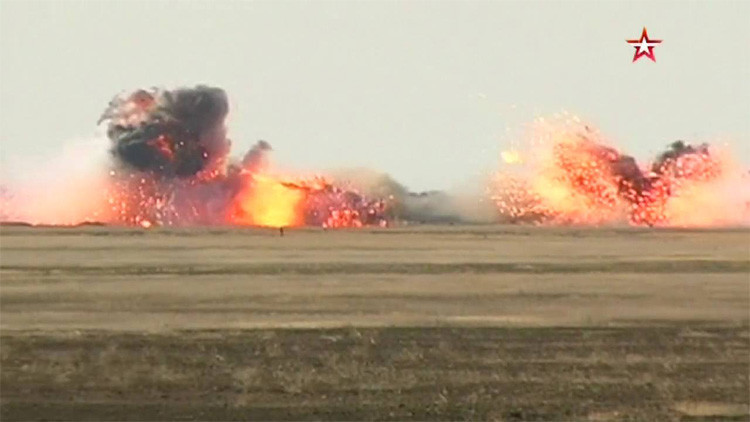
[490, 116, 749, 227]
[230, 174, 304, 228]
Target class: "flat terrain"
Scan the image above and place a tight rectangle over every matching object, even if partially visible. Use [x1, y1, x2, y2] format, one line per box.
[1, 225, 748, 420]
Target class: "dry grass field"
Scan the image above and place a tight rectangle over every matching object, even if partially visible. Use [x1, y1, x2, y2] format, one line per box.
[1, 225, 748, 421]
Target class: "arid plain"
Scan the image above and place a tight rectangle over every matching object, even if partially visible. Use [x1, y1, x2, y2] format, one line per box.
[1, 225, 748, 421]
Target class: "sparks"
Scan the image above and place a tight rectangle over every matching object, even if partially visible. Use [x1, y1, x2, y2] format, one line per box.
[490, 117, 749, 227]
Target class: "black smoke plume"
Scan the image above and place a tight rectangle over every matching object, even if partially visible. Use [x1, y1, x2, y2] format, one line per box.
[100, 86, 230, 177]
[242, 140, 272, 173]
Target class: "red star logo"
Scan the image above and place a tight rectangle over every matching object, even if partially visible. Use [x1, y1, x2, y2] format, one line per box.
[626, 27, 662, 62]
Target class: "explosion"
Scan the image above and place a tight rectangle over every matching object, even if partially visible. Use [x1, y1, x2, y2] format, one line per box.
[47, 86, 391, 228]
[2, 88, 746, 229]
[490, 117, 749, 227]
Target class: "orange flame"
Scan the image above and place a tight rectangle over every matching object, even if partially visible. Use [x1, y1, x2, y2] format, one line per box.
[490, 116, 750, 227]
[229, 174, 304, 227]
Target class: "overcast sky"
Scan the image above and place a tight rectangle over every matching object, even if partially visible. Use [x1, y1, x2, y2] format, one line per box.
[1, 0, 748, 191]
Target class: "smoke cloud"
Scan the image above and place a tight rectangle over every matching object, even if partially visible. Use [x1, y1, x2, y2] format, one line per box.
[100, 86, 230, 177]
[2, 87, 747, 228]
[94, 85, 394, 228]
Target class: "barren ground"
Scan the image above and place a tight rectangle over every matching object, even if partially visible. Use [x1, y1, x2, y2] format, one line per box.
[1, 225, 748, 421]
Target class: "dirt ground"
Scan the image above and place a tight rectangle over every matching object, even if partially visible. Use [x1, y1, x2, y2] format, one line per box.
[1, 225, 748, 420]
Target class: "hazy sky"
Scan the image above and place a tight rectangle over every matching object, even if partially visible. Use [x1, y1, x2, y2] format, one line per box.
[1, 0, 748, 191]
